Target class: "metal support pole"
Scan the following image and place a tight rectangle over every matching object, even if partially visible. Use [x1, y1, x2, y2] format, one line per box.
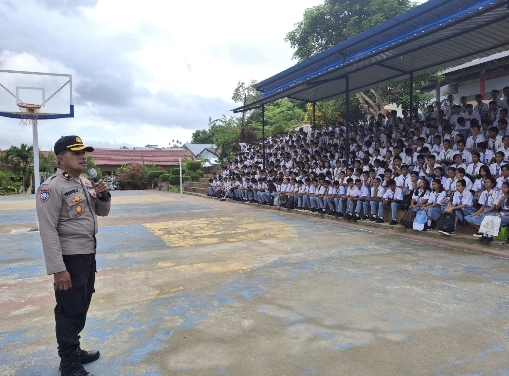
[435, 82, 441, 104]
[179, 157, 183, 196]
[409, 72, 414, 112]
[262, 104, 266, 171]
[33, 118, 40, 229]
[345, 75, 350, 168]
[480, 70, 486, 97]
[312, 102, 316, 127]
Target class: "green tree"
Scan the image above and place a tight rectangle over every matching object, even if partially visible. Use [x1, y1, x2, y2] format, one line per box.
[284, 0, 439, 116]
[191, 129, 215, 144]
[2, 143, 33, 193]
[211, 115, 240, 160]
[39, 152, 58, 174]
[86, 156, 103, 179]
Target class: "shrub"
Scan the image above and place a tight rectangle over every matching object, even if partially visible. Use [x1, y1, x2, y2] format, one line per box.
[168, 175, 180, 186]
[116, 163, 164, 190]
[160, 174, 171, 182]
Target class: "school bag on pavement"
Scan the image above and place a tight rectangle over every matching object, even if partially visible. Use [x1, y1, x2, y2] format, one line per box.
[285, 195, 295, 209]
[412, 210, 427, 231]
[437, 212, 455, 233]
[401, 210, 416, 228]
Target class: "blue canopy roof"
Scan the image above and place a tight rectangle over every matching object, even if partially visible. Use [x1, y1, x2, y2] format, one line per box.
[233, 0, 509, 113]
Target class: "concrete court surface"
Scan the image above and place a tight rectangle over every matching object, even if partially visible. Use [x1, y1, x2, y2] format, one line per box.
[1, 191, 509, 375]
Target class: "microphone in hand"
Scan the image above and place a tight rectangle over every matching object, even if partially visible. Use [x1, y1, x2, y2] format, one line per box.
[88, 168, 109, 201]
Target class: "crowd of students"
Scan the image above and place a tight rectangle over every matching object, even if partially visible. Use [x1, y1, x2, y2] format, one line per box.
[206, 89, 509, 243]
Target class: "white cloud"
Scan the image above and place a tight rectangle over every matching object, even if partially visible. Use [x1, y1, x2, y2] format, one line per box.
[0, 0, 323, 151]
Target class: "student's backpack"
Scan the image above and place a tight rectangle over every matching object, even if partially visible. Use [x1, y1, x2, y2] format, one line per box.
[401, 210, 416, 228]
[285, 196, 295, 209]
[438, 212, 455, 233]
[412, 210, 428, 231]
[399, 193, 412, 211]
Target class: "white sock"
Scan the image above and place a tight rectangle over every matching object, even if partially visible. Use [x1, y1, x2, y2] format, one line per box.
[427, 220, 432, 226]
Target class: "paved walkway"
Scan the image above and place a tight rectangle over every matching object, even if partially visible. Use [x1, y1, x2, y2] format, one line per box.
[1, 191, 509, 375]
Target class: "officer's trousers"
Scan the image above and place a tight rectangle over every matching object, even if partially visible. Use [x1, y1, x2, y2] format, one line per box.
[54, 253, 96, 358]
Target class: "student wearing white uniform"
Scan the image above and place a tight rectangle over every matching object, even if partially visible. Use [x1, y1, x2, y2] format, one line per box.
[344, 178, 369, 221]
[441, 179, 475, 235]
[368, 178, 385, 222]
[479, 182, 509, 243]
[409, 179, 430, 212]
[421, 179, 447, 230]
[395, 165, 412, 195]
[465, 177, 500, 232]
[376, 179, 403, 225]
[308, 179, 320, 212]
[496, 164, 509, 190]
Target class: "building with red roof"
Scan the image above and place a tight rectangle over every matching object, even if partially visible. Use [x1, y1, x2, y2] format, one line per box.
[89, 148, 191, 175]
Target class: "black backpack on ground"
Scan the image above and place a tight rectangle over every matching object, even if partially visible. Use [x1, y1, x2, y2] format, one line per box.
[401, 210, 416, 228]
[438, 212, 455, 233]
[285, 196, 295, 209]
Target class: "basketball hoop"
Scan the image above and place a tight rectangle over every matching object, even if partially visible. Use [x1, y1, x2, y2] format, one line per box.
[17, 103, 41, 126]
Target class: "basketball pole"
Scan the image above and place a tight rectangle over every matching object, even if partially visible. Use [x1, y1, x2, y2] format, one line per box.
[32, 118, 40, 230]
[179, 157, 183, 196]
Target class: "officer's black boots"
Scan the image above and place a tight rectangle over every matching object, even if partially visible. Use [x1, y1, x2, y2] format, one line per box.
[59, 349, 98, 376]
[77, 348, 100, 365]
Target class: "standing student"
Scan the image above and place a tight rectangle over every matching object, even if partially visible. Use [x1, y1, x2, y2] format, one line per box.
[441, 179, 475, 235]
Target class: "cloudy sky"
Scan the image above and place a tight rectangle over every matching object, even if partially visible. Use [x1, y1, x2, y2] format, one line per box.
[0, 0, 324, 151]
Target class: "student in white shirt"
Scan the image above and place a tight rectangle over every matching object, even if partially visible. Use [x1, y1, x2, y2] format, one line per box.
[421, 179, 447, 230]
[444, 168, 458, 196]
[308, 179, 320, 212]
[497, 135, 509, 160]
[465, 124, 485, 152]
[329, 181, 345, 216]
[368, 177, 385, 222]
[466, 152, 484, 181]
[496, 164, 509, 190]
[376, 179, 403, 225]
[490, 152, 506, 178]
[409, 179, 430, 212]
[441, 179, 475, 235]
[455, 140, 472, 164]
[344, 178, 369, 221]
[465, 177, 500, 233]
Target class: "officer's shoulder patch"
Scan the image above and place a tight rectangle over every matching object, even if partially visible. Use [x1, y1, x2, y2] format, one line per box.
[39, 188, 51, 203]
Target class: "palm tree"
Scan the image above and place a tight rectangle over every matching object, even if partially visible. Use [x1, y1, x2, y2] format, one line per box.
[2, 144, 34, 193]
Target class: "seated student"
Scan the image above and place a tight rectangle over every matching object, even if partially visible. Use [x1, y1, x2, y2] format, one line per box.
[246, 178, 257, 202]
[444, 167, 457, 196]
[433, 166, 447, 186]
[376, 179, 404, 225]
[413, 155, 428, 180]
[465, 177, 500, 236]
[207, 178, 216, 196]
[409, 179, 430, 212]
[214, 179, 223, 198]
[440, 179, 476, 235]
[395, 165, 411, 195]
[477, 182, 509, 243]
[472, 165, 492, 204]
[324, 180, 337, 214]
[496, 164, 509, 190]
[344, 178, 368, 221]
[455, 167, 473, 192]
[490, 151, 505, 178]
[332, 180, 346, 217]
[466, 152, 484, 181]
[438, 139, 454, 168]
[381, 168, 394, 188]
[421, 179, 447, 230]
[222, 177, 233, 200]
[308, 178, 320, 212]
[296, 179, 308, 210]
[368, 177, 386, 221]
[317, 180, 330, 214]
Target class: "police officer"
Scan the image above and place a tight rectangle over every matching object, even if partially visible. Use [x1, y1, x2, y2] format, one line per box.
[36, 136, 111, 376]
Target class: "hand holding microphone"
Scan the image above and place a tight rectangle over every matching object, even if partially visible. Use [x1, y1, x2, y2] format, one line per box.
[88, 168, 110, 201]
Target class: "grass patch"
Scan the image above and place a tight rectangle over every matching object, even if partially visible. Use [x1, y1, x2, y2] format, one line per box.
[168, 187, 180, 193]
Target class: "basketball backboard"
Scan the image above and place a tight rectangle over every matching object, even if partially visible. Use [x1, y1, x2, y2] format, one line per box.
[0, 69, 73, 120]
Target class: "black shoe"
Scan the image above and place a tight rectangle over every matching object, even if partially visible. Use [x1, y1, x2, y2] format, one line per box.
[352, 214, 360, 221]
[370, 216, 377, 222]
[344, 213, 352, 220]
[389, 220, 398, 225]
[59, 354, 94, 376]
[337, 212, 343, 218]
[77, 348, 100, 365]
[362, 215, 369, 221]
[481, 235, 493, 244]
[376, 218, 384, 224]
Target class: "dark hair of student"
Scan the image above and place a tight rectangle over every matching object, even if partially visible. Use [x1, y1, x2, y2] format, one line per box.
[484, 176, 497, 188]
[479, 165, 492, 178]
[456, 179, 467, 188]
[503, 181, 509, 208]
[432, 179, 444, 193]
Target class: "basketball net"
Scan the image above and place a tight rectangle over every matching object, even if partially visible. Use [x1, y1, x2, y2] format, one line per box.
[17, 103, 41, 126]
